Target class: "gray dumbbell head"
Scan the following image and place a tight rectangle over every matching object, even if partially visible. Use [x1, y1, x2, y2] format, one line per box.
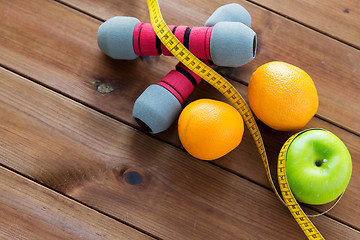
[210, 21, 257, 67]
[205, 3, 251, 27]
[133, 4, 254, 134]
[97, 16, 140, 60]
[133, 84, 182, 134]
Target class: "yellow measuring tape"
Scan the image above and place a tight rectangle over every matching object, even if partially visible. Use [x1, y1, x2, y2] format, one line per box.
[146, 0, 324, 238]
[278, 132, 324, 239]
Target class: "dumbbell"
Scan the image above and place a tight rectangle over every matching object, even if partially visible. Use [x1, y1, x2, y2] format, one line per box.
[131, 4, 256, 134]
[97, 5, 256, 67]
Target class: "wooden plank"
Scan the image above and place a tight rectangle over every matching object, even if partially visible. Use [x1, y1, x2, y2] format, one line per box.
[1, 0, 359, 136]
[0, 167, 153, 239]
[55, 3, 360, 229]
[48, 0, 360, 229]
[186, 78, 360, 229]
[1, 68, 359, 239]
[247, 0, 360, 48]
[0, 0, 178, 128]
[218, 2, 360, 134]
[1, 0, 359, 231]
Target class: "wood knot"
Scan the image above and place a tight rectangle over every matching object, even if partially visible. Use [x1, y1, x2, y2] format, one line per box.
[115, 166, 150, 188]
[124, 171, 142, 185]
[93, 80, 115, 94]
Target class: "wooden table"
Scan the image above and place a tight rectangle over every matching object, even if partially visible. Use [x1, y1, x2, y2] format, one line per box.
[1, 0, 359, 239]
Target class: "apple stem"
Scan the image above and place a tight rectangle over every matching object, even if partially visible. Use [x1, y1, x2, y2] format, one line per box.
[315, 159, 327, 167]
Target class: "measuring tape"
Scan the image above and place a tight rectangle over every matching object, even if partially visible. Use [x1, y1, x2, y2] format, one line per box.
[146, 0, 324, 238]
[278, 132, 324, 239]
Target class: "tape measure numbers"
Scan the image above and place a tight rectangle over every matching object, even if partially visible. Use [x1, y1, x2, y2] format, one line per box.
[278, 133, 324, 239]
[146, 0, 324, 239]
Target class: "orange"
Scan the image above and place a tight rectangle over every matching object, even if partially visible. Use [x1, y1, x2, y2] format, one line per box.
[178, 99, 244, 160]
[247, 61, 318, 131]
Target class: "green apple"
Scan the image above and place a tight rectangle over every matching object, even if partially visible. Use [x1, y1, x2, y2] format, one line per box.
[285, 128, 352, 205]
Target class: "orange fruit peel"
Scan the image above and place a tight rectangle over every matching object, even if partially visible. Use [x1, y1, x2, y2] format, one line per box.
[178, 99, 244, 160]
[248, 61, 319, 131]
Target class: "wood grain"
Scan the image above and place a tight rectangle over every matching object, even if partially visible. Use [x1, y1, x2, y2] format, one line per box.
[248, 0, 360, 48]
[0, 167, 153, 240]
[0, 0, 178, 128]
[1, 67, 359, 239]
[52, 1, 360, 228]
[1, 0, 359, 232]
[1, 0, 359, 135]
[184, 78, 360, 228]
[1, 0, 359, 239]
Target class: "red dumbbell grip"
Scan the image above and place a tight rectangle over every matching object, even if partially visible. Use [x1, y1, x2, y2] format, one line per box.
[133, 23, 213, 60]
[157, 61, 211, 105]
